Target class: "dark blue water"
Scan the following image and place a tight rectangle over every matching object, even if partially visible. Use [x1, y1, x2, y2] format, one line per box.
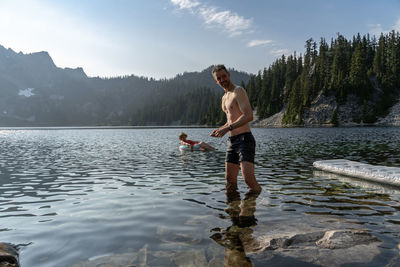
[0, 127, 399, 266]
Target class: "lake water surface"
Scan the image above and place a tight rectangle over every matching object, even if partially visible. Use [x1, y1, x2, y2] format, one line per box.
[0, 127, 400, 266]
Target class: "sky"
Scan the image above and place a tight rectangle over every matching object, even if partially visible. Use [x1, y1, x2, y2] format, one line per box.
[0, 0, 399, 79]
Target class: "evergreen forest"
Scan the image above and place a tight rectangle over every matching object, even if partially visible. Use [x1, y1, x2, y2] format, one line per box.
[246, 31, 400, 125]
[132, 31, 400, 126]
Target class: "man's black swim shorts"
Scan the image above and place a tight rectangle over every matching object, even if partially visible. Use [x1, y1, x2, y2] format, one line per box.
[226, 132, 256, 164]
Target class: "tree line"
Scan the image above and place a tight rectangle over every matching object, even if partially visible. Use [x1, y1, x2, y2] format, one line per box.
[130, 31, 400, 126]
[245, 31, 400, 124]
[129, 68, 248, 126]
[130, 87, 225, 126]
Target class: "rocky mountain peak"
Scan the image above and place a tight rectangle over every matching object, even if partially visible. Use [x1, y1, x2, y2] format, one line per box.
[63, 67, 88, 79]
[26, 51, 56, 69]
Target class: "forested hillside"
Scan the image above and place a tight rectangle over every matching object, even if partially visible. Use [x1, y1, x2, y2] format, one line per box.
[0, 44, 250, 126]
[130, 87, 222, 125]
[242, 31, 400, 125]
[129, 67, 249, 126]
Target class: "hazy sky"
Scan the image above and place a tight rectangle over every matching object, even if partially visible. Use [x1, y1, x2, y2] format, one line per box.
[0, 0, 399, 79]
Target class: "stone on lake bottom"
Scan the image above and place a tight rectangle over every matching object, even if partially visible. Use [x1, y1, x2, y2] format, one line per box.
[0, 243, 19, 267]
[171, 249, 208, 267]
[316, 229, 380, 249]
[247, 228, 382, 266]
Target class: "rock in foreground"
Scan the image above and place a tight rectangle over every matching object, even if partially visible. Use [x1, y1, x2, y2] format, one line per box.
[0, 242, 19, 267]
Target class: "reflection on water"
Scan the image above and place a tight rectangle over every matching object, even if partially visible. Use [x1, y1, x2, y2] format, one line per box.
[314, 170, 400, 197]
[210, 190, 259, 267]
[0, 127, 399, 266]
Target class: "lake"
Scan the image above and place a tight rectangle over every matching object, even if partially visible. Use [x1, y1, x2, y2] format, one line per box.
[0, 127, 400, 266]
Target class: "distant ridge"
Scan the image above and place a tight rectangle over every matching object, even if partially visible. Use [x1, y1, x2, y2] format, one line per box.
[0, 44, 251, 126]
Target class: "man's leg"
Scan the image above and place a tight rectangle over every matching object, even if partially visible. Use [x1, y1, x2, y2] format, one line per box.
[240, 161, 261, 193]
[226, 162, 240, 192]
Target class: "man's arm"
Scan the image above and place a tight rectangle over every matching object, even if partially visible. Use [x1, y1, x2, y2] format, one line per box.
[211, 96, 229, 137]
[229, 87, 253, 129]
[211, 122, 228, 137]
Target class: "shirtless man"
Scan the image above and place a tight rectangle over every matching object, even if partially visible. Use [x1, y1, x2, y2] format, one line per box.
[210, 65, 262, 193]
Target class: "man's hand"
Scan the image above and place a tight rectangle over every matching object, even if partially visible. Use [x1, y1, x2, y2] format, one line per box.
[210, 126, 229, 138]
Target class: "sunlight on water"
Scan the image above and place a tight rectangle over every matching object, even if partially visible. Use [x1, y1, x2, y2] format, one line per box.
[0, 127, 399, 266]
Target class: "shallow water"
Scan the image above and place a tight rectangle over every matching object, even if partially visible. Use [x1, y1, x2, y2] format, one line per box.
[0, 127, 399, 266]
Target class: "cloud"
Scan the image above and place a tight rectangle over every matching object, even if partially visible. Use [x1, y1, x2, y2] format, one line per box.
[270, 49, 291, 57]
[170, 0, 200, 10]
[394, 18, 400, 32]
[368, 18, 400, 37]
[368, 23, 388, 36]
[170, 0, 252, 37]
[198, 7, 252, 36]
[247, 39, 273, 47]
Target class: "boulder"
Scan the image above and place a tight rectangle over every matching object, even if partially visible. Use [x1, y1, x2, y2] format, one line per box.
[316, 229, 380, 249]
[252, 107, 285, 127]
[246, 226, 382, 266]
[0, 243, 19, 267]
[376, 98, 400, 126]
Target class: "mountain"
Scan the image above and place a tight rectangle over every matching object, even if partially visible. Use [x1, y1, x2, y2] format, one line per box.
[172, 65, 250, 92]
[0, 45, 250, 126]
[10, 31, 400, 129]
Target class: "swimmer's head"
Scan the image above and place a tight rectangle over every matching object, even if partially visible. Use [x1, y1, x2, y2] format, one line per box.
[179, 132, 187, 140]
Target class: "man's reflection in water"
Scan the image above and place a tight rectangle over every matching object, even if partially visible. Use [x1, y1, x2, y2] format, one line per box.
[210, 184, 260, 267]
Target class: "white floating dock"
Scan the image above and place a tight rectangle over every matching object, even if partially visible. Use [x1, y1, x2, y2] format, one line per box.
[313, 159, 400, 187]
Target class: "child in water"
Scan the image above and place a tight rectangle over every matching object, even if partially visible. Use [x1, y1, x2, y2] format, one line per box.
[179, 132, 215, 151]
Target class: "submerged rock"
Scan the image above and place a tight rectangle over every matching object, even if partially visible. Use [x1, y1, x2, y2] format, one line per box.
[246, 222, 382, 266]
[69, 215, 389, 267]
[0, 242, 19, 267]
[70, 251, 139, 267]
[69, 247, 208, 267]
[249, 229, 379, 251]
[171, 249, 208, 267]
[316, 229, 380, 249]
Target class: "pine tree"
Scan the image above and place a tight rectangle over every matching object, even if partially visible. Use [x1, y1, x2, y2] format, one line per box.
[373, 34, 386, 80]
[330, 34, 350, 102]
[246, 75, 257, 107]
[350, 42, 371, 100]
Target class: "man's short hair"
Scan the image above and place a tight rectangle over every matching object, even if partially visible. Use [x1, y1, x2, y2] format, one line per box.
[212, 64, 228, 74]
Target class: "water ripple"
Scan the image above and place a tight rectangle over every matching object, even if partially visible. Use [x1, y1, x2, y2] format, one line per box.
[0, 127, 399, 266]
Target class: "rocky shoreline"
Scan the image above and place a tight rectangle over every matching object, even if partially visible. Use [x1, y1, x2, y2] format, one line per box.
[253, 93, 400, 128]
[68, 215, 398, 267]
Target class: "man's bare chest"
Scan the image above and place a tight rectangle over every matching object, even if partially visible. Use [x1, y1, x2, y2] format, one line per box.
[222, 93, 237, 112]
